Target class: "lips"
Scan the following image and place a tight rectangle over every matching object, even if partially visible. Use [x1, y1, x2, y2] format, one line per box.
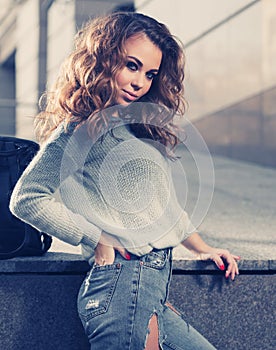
[122, 90, 138, 101]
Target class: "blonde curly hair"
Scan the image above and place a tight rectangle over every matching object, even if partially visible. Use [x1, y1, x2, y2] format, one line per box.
[36, 12, 187, 148]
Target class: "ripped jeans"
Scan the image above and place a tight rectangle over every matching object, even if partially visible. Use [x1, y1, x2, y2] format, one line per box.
[77, 248, 216, 349]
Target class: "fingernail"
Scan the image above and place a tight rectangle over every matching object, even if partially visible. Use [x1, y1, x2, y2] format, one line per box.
[219, 265, 225, 270]
[125, 253, 131, 260]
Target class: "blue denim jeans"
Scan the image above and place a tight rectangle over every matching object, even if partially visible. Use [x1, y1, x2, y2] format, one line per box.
[77, 248, 216, 349]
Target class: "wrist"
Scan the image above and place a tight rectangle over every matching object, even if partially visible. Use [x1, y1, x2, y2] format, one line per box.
[181, 232, 213, 255]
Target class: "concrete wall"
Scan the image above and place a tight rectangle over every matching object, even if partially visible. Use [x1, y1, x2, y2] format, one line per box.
[46, 0, 76, 89]
[135, 0, 275, 121]
[0, 253, 275, 350]
[0, 2, 16, 135]
[194, 85, 276, 167]
[12, 0, 134, 138]
[0, 57, 15, 135]
[1, 0, 275, 165]
[135, 0, 276, 167]
[47, 0, 134, 89]
[15, 0, 41, 139]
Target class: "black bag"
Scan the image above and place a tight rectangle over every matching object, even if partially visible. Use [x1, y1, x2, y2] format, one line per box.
[0, 136, 52, 259]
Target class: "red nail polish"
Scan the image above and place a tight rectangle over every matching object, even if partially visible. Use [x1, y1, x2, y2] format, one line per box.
[219, 265, 225, 271]
[125, 253, 131, 260]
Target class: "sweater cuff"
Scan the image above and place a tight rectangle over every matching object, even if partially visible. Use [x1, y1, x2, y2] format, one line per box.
[81, 227, 102, 249]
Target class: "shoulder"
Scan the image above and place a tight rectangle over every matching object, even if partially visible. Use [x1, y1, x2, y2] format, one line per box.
[40, 123, 74, 148]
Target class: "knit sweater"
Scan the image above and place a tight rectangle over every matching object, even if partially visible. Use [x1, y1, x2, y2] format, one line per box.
[10, 122, 195, 264]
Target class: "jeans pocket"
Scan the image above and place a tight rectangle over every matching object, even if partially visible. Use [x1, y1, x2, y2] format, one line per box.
[142, 249, 168, 270]
[78, 262, 122, 322]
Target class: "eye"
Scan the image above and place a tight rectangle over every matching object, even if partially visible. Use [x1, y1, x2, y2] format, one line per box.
[146, 72, 158, 80]
[126, 61, 138, 71]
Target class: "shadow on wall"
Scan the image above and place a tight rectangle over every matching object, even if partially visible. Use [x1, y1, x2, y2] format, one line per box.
[194, 85, 276, 168]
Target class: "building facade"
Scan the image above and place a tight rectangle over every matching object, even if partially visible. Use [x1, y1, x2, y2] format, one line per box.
[0, 0, 275, 166]
[0, 0, 134, 139]
[135, 0, 276, 167]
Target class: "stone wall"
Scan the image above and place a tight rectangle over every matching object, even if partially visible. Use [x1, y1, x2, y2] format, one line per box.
[0, 253, 275, 350]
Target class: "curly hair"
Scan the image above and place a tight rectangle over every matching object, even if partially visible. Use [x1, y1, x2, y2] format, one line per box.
[35, 12, 187, 148]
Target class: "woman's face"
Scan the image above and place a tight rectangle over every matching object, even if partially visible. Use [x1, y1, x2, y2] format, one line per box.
[115, 34, 162, 106]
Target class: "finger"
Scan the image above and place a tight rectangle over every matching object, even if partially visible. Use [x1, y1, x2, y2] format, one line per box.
[221, 252, 235, 269]
[200, 253, 225, 271]
[234, 258, 239, 275]
[212, 257, 225, 270]
[211, 255, 226, 271]
[216, 252, 234, 279]
[232, 267, 236, 280]
[226, 259, 239, 280]
[95, 255, 114, 265]
[225, 268, 231, 279]
[230, 263, 237, 280]
[94, 243, 115, 265]
[115, 246, 131, 260]
[225, 260, 234, 279]
[231, 255, 240, 277]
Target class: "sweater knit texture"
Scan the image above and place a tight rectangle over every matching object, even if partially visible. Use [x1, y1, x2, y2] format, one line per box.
[10, 122, 194, 264]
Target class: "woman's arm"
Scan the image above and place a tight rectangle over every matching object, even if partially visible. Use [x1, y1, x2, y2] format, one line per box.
[10, 134, 102, 249]
[181, 232, 240, 280]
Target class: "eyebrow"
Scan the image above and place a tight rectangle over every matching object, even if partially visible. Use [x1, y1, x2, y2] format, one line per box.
[128, 55, 159, 73]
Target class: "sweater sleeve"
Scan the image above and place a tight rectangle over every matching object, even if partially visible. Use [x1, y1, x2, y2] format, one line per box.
[9, 133, 102, 249]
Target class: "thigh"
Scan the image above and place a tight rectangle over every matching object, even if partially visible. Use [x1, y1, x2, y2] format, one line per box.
[77, 249, 172, 350]
[77, 262, 126, 349]
[162, 304, 217, 350]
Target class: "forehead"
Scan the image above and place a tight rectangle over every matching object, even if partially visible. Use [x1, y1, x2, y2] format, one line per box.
[124, 34, 162, 70]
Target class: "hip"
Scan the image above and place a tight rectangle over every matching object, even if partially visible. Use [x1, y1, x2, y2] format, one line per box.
[77, 248, 173, 323]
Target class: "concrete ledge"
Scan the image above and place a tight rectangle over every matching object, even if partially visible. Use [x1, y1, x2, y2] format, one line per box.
[0, 253, 275, 350]
[1, 252, 275, 273]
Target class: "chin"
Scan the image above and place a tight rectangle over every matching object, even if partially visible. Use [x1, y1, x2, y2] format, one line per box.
[117, 98, 133, 106]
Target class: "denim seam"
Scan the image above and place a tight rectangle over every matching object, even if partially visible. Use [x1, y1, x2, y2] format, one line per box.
[127, 260, 142, 350]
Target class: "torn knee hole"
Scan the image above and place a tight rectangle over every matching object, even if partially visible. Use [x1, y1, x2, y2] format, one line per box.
[144, 313, 160, 350]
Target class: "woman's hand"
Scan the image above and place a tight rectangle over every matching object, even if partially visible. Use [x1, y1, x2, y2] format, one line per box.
[199, 248, 240, 280]
[181, 232, 240, 280]
[94, 231, 131, 266]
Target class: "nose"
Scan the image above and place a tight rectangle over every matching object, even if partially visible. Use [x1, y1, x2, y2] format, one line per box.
[131, 73, 144, 90]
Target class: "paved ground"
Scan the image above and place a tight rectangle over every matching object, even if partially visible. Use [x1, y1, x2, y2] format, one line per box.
[51, 150, 276, 260]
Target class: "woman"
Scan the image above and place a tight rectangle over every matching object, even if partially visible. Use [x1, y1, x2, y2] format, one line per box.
[10, 12, 239, 349]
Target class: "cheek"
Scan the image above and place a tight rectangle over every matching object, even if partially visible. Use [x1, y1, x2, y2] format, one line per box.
[115, 69, 128, 87]
[143, 80, 153, 94]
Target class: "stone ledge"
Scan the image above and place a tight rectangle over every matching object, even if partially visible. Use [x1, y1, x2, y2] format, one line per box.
[0, 253, 275, 350]
[0, 252, 89, 274]
[0, 252, 275, 274]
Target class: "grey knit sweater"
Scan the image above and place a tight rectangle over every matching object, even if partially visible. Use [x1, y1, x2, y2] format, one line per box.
[10, 122, 194, 264]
